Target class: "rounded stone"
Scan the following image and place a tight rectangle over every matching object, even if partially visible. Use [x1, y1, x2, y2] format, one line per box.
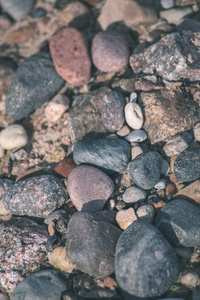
[125, 129, 147, 143]
[125, 102, 144, 130]
[117, 125, 130, 137]
[131, 145, 143, 160]
[123, 186, 147, 203]
[45, 94, 70, 122]
[92, 30, 129, 73]
[0, 0, 36, 21]
[161, 159, 170, 175]
[0, 125, 28, 150]
[116, 207, 137, 230]
[68, 165, 114, 212]
[154, 179, 166, 190]
[100, 90, 126, 131]
[130, 92, 137, 103]
[180, 271, 199, 288]
[54, 157, 77, 179]
[50, 27, 91, 86]
[193, 123, 200, 141]
[136, 204, 155, 223]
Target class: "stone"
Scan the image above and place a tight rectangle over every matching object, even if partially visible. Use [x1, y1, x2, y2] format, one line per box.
[3, 175, 67, 218]
[161, 160, 170, 175]
[100, 90, 126, 131]
[174, 147, 200, 183]
[125, 102, 144, 130]
[45, 94, 70, 122]
[3, 23, 37, 45]
[48, 247, 75, 273]
[192, 291, 200, 300]
[68, 165, 114, 212]
[174, 246, 192, 259]
[131, 145, 143, 160]
[115, 220, 179, 298]
[116, 207, 137, 230]
[54, 157, 77, 178]
[138, 89, 200, 144]
[6, 50, 64, 120]
[154, 179, 166, 190]
[125, 130, 147, 143]
[0, 179, 14, 216]
[61, 1, 90, 29]
[180, 271, 199, 287]
[123, 186, 147, 203]
[92, 30, 129, 73]
[177, 18, 200, 32]
[175, 179, 200, 206]
[160, 7, 193, 25]
[94, 210, 117, 225]
[163, 134, 188, 157]
[127, 151, 162, 190]
[0, 217, 48, 295]
[32, 7, 47, 18]
[11, 270, 67, 300]
[0, 124, 28, 150]
[0, 0, 36, 21]
[117, 125, 130, 137]
[111, 78, 135, 95]
[161, 0, 175, 9]
[165, 183, 176, 197]
[50, 27, 91, 86]
[73, 135, 130, 173]
[0, 293, 9, 300]
[155, 199, 200, 247]
[193, 123, 200, 141]
[136, 204, 155, 223]
[66, 212, 121, 278]
[130, 92, 137, 103]
[181, 131, 193, 144]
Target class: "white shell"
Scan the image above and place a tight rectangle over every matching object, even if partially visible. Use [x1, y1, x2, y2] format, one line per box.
[125, 102, 143, 130]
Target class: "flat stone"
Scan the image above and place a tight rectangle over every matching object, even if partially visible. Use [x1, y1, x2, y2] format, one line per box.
[125, 129, 147, 143]
[155, 199, 200, 247]
[116, 207, 137, 230]
[68, 165, 114, 212]
[0, 125, 28, 150]
[61, 1, 90, 29]
[66, 212, 121, 278]
[0, 0, 36, 21]
[163, 134, 188, 157]
[175, 179, 200, 206]
[73, 135, 130, 173]
[136, 204, 155, 223]
[160, 7, 193, 25]
[125, 102, 144, 130]
[45, 94, 70, 123]
[123, 186, 147, 203]
[180, 271, 199, 287]
[115, 220, 179, 298]
[127, 151, 162, 190]
[50, 27, 91, 86]
[54, 157, 77, 179]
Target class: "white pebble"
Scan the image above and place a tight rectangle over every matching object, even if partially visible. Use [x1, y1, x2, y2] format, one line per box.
[45, 94, 70, 122]
[125, 129, 147, 143]
[163, 134, 188, 157]
[130, 92, 137, 103]
[136, 204, 155, 223]
[125, 102, 143, 130]
[123, 186, 147, 203]
[154, 179, 166, 190]
[180, 271, 199, 288]
[160, 7, 193, 25]
[161, 160, 170, 175]
[0, 124, 28, 150]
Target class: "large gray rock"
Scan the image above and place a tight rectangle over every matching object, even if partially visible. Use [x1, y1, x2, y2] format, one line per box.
[0, 0, 36, 21]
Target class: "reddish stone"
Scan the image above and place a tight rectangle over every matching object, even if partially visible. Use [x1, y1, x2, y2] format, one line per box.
[50, 27, 91, 86]
[165, 183, 177, 196]
[170, 173, 179, 184]
[54, 157, 77, 179]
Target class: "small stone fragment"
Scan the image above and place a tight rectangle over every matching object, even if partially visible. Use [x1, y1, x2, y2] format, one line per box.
[125, 129, 147, 143]
[131, 145, 143, 160]
[48, 247, 75, 273]
[54, 157, 77, 178]
[116, 207, 137, 230]
[180, 271, 199, 288]
[136, 204, 155, 223]
[0, 0, 36, 21]
[0, 124, 28, 150]
[193, 123, 200, 141]
[125, 102, 144, 130]
[160, 7, 193, 25]
[163, 134, 188, 157]
[117, 125, 130, 137]
[154, 179, 166, 190]
[161, 0, 175, 9]
[61, 1, 90, 29]
[45, 94, 70, 122]
[161, 160, 170, 175]
[123, 186, 147, 203]
[175, 179, 200, 206]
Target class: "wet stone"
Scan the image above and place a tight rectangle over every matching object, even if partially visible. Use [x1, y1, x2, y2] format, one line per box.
[0, 0, 36, 21]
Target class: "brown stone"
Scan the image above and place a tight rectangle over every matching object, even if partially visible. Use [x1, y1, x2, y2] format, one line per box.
[170, 173, 179, 184]
[104, 277, 118, 289]
[165, 183, 177, 196]
[116, 207, 137, 230]
[61, 1, 90, 29]
[175, 180, 200, 206]
[54, 157, 77, 178]
[3, 23, 37, 45]
[50, 27, 91, 86]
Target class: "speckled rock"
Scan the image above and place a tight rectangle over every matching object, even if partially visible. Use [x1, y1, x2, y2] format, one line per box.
[163, 134, 188, 157]
[3, 175, 67, 218]
[0, 124, 28, 150]
[100, 90, 126, 131]
[136, 204, 155, 223]
[54, 157, 77, 179]
[68, 165, 114, 212]
[73, 135, 130, 173]
[123, 186, 147, 203]
[61, 1, 90, 29]
[6, 50, 64, 120]
[0, 179, 14, 216]
[115, 220, 179, 298]
[125, 129, 147, 143]
[66, 212, 122, 278]
[50, 27, 91, 86]
[45, 94, 70, 123]
[0, 217, 48, 295]
[125, 102, 143, 130]
[92, 30, 129, 73]
[127, 152, 162, 189]
[0, 0, 36, 21]
[116, 207, 137, 230]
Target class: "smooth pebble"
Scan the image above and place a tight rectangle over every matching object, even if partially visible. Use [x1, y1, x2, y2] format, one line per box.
[0, 124, 28, 150]
[125, 102, 144, 129]
[130, 92, 137, 103]
[131, 145, 143, 160]
[45, 94, 70, 122]
[117, 125, 130, 137]
[180, 271, 199, 288]
[136, 204, 155, 223]
[123, 186, 147, 203]
[154, 179, 166, 190]
[116, 207, 137, 230]
[125, 129, 147, 143]
[160, 0, 174, 9]
[161, 159, 170, 175]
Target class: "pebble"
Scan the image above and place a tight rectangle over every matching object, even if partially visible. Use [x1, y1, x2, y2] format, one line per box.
[174, 246, 192, 259]
[0, 124, 28, 150]
[116, 207, 137, 230]
[154, 179, 166, 190]
[100, 90, 126, 131]
[161, 159, 170, 175]
[175, 179, 200, 205]
[0, 293, 9, 300]
[163, 134, 188, 157]
[160, 7, 193, 25]
[124, 102, 144, 130]
[94, 210, 117, 225]
[111, 78, 135, 95]
[130, 92, 137, 103]
[61, 1, 90, 29]
[73, 135, 130, 173]
[161, 0, 175, 9]
[155, 199, 200, 247]
[123, 186, 147, 203]
[181, 131, 193, 144]
[165, 183, 176, 197]
[127, 151, 162, 190]
[0, 0, 36, 21]
[180, 271, 199, 288]
[193, 123, 200, 141]
[31, 7, 47, 18]
[115, 220, 179, 298]
[66, 212, 121, 278]
[50, 27, 91, 86]
[45, 94, 70, 122]
[67, 165, 114, 212]
[125, 130, 147, 143]
[136, 204, 155, 223]
[48, 246, 75, 273]
[3, 175, 67, 218]
[91, 30, 129, 73]
[177, 18, 200, 32]
[11, 270, 67, 300]
[131, 145, 143, 160]
[54, 157, 77, 179]
[117, 125, 130, 137]
[6, 50, 64, 120]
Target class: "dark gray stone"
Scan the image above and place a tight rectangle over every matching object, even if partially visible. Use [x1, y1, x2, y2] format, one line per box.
[127, 152, 162, 189]
[0, 0, 36, 21]
[177, 19, 200, 32]
[11, 270, 67, 300]
[155, 199, 200, 247]
[6, 50, 64, 120]
[115, 220, 179, 298]
[174, 147, 200, 183]
[66, 212, 122, 278]
[73, 135, 130, 173]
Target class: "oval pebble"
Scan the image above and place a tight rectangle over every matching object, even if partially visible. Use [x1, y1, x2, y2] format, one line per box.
[125, 129, 147, 143]
[131, 145, 143, 160]
[161, 159, 170, 175]
[123, 186, 147, 203]
[92, 30, 129, 73]
[136, 204, 155, 223]
[45, 94, 70, 122]
[125, 102, 144, 130]
[154, 179, 166, 190]
[0, 124, 28, 150]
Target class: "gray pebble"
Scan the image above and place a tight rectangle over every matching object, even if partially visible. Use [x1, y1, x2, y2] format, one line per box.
[136, 204, 155, 223]
[0, 0, 36, 21]
[125, 130, 147, 143]
[123, 186, 147, 203]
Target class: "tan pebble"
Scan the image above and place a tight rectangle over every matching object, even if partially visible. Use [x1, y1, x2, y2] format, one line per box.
[48, 246, 75, 273]
[117, 125, 130, 137]
[45, 94, 70, 123]
[52, 147, 66, 163]
[170, 173, 179, 184]
[104, 277, 118, 289]
[125, 102, 143, 130]
[165, 183, 176, 196]
[180, 271, 199, 287]
[48, 221, 56, 236]
[131, 145, 143, 160]
[116, 207, 137, 230]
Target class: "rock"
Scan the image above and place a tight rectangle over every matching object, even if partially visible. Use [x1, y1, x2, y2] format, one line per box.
[181, 131, 193, 144]
[163, 134, 188, 157]
[154, 179, 166, 190]
[136, 204, 155, 223]
[174, 246, 192, 259]
[0, 293, 9, 300]
[192, 290, 200, 300]
[32, 7, 47, 18]
[115, 220, 179, 298]
[124, 102, 144, 130]
[48, 247, 75, 273]
[193, 123, 200, 141]
[54, 157, 77, 179]
[111, 78, 135, 95]
[6, 50, 64, 120]
[174, 147, 200, 183]
[3, 23, 37, 45]
[0, 179, 14, 216]
[165, 183, 176, 197]
[155, 199, 200, 247]
[66, 212, 121, 278]
[0, 124, 28, 150]
[127, 151, 162, 189]
[73, 135, 130, 173]
[45, 94, 70, 122]
[160, 7, 193, 25]
[180, 271, 199, 288]
[94, 210, 117, 225]
[125, 130, 147, 143]
[117, 125, 130, 137]
[175, 179, 200, 206]
[177, 18, 200, 32]
[50, 27, 91, 86]
[0, 0, 36, 21]
[131, 145, 143, 160]
[100, 90, 126, 131]
[3, 175, 67, 218]
[61, 1, 90, 29]
[116, 207, 137, 230]
[161, 160, 170, 175]
[161, 0, 175, 9]
[92, 30, 129, 73]
[11, 270, 67, 300]
[138, 89, 200, 144]
[0, 56, 17, 98]
[0, 217, 48, 295]
[123, 186, 147, 203]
